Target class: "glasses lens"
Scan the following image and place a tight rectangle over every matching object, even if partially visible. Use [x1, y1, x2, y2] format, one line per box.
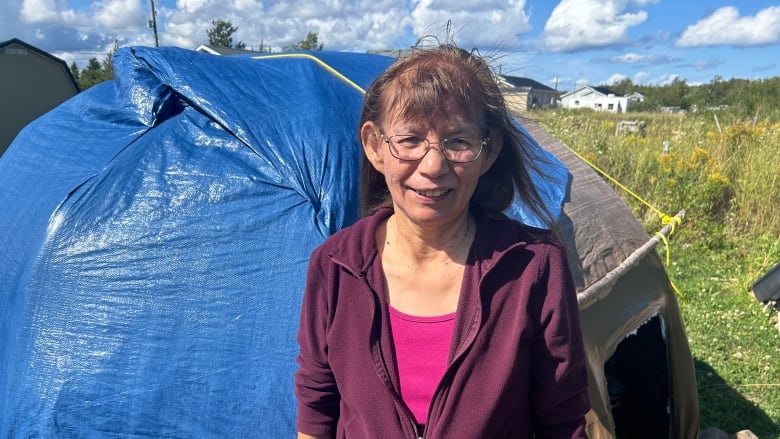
[442, 138, 483, 162]
[386, 135, 484, 163]
[388, 135, 425, 160]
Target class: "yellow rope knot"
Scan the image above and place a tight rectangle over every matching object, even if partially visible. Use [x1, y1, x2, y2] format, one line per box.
[561, 140, 686, 303]
[661, 214, 682, 237]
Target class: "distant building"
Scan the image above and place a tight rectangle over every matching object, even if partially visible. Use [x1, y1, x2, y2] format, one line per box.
[0, 38, 79, 156]
[194, 45, 261, 56]
[626, 91, 645, 106]
[499, 75, 559, 113]
[560, 86, 629, 113]
[660, 106, 686, 114]
[367, 48, 413, 59]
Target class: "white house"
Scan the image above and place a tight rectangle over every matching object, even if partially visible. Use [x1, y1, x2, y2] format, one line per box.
[627, 91, 645, 106]
[560, 86, 629, 113]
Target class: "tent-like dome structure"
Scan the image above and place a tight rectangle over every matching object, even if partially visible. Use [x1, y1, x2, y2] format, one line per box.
[0, 47, 697, 438]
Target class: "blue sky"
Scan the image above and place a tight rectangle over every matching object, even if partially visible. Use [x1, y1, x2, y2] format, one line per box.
[1, 0, 779, 91]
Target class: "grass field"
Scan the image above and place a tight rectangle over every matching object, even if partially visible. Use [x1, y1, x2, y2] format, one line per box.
[533, 109, 780, 438]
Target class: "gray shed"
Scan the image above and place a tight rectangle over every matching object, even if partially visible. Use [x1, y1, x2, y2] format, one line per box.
[0, 38, 79, 156]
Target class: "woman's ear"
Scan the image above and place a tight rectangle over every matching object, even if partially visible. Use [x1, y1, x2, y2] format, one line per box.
[480, 128, 503, 175]
[361, 121, 385, 173]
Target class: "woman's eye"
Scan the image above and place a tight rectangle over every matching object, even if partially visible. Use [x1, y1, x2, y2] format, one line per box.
[395, 136, 422, 147]
[446, 138, 472, 150]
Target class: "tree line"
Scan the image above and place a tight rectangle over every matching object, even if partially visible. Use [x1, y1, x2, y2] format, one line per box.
[205, 19, 323, 52]
[607, 76, 780, 120]
[70, 19, 322, 90]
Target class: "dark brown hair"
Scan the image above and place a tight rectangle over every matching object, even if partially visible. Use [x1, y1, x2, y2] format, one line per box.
[359, 44, 554, 228]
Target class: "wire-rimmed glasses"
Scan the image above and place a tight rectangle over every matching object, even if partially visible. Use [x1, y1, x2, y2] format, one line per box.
[380, 133, 488, 163]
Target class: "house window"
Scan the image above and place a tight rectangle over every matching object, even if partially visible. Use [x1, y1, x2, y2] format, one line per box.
[608, 103, 614, 110]
[574, 100, 580, 106]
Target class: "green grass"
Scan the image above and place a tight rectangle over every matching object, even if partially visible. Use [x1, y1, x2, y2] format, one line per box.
[534, 109, 780, 438]
[671, 237, 780, 438]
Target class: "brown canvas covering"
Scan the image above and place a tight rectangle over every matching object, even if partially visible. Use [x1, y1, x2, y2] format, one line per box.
[522, 118, 699, 438]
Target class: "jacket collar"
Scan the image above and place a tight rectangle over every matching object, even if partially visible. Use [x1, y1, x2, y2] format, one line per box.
[326, 208, 542, 278]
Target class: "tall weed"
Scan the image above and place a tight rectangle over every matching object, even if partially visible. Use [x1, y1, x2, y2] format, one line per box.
[534, 110, 780, 245]
[534, 109, 780, 437]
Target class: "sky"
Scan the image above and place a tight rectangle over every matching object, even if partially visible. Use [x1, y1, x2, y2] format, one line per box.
[1, 0, 779, 91]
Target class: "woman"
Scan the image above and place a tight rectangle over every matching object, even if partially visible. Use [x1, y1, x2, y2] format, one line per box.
[295, 44, 590, 438]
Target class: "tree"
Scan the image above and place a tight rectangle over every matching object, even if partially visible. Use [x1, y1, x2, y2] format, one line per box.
[299, 32, 323, 51]
[207, 19, 245, 49]
[608, 77, 635, 96]
[256, 39, 273, 53]
[101, 40, 118, 82]
[71, 41, 119, 90]
[284, 32, 323, 52]
[78, 57, 107, 90]
[69, 61, 80, 83]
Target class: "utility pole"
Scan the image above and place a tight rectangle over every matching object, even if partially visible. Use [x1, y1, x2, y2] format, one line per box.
[148, 0, 159, 47]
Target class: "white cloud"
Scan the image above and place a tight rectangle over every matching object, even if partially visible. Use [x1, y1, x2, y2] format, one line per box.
[574, 77, 590, 89]
[19, 0, 88, 26]
[1, 0, 142, 68]
[601, 69, 667, 86]
[612, 52, 644, 63]
[159, 0, 415, 51]
[155, 0, 533, 53]
[20, 0, 61, 23]
[606, 73, 628, 84]
[609, 71, 674, 86]
[655, 72, 679, 85]
[632, 71, 650, 84]
[601, 52, 677, 65]
[93, 0, 146, 30]
[176, 0, 208, 13]
[410, 0, 532, 48]
[544, 0, 655, 52]
[678, 57, 723, 72]
[676, 6, 780, 47]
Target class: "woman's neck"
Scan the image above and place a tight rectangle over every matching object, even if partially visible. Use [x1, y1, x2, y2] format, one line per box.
[382, 212, 475, 267]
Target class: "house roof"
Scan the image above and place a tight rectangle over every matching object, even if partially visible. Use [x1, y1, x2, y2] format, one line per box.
[591, 85, 620, 96]
[1, 38, 79, 92]
[499, 75, 557, 92]
[560, 85, 624, 98]
[367, 48, 413, 58]
[194, 44, 260, 56]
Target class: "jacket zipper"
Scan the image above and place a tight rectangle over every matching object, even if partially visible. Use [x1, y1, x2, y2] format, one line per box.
[341, 240, 526, 438]
[351, 267, 421, 439]
[421, 242, 523, 435]
[420, 319, 475, 437]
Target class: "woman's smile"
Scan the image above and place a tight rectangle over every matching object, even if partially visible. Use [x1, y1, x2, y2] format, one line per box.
[412, 188, 452, 198]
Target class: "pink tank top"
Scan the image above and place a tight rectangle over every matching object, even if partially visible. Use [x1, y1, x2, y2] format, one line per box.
[388, 306, 456, 426]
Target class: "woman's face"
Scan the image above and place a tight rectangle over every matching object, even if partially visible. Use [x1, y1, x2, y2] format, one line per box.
[361, 95, 501, 231]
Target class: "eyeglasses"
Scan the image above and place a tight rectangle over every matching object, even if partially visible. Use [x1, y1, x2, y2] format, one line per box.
[380, 133, 488, 163]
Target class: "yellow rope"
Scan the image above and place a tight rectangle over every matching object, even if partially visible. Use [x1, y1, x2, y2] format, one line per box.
[562, 142, 686, 303]
[653, 230, 685, 303]
[250, 53, 366, 95]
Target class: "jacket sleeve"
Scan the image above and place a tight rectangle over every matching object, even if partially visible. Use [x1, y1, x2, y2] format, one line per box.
[295, 247, 340, 436]
[530, 242, 591, 438]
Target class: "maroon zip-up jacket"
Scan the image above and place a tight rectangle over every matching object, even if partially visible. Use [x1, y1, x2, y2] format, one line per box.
[295, 209, 590, 438]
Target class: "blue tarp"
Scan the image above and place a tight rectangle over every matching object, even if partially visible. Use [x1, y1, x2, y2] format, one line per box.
[0, 46, 569, 437]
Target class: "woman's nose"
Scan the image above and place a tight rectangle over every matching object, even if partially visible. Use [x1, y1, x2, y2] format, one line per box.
[417, 142, 450, 176]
